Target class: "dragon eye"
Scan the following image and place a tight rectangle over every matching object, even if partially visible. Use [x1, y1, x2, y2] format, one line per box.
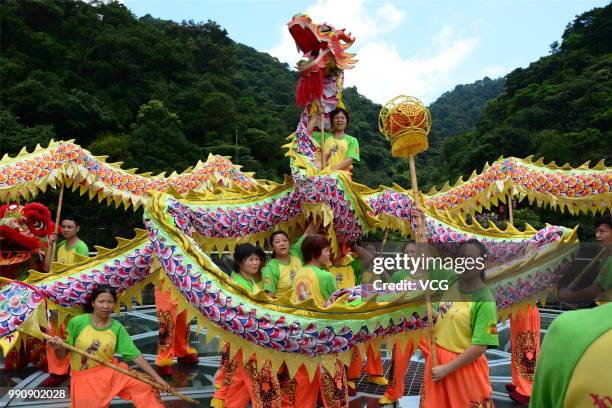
[33, 220, 44, 230]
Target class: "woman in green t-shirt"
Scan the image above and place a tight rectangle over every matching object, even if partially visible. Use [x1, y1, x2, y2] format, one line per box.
[420, 239, 499, 408]
[261, 231, 303, 297]
[212, 244, 283, 407]
[291, 234, 349, 408]
[307, 107, 360, 174]
[230, 243, 263, 293]
[291, 234, 337, 306]
[262, 222, 320, 298]
[47, 285, 171, 408]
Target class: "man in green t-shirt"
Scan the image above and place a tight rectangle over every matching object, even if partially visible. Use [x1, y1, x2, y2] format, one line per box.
[42, 213, 89, 386]
[558, 214, 612, 303]
[45, 214, 89, 271]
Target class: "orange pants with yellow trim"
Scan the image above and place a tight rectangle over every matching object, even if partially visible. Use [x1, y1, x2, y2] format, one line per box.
[287, 362, 347, 408]
[510, 304, 540, 397]
[154, 287, 196, 366]
[214, 353, 346, 408]
[212, 349, 284, 408]
[46, 322, 70, 375]
[70, 362, 164, 408]
[347, 344, 384, 380]
[382, 341, 416, 401]
[419, 339, 494, 408]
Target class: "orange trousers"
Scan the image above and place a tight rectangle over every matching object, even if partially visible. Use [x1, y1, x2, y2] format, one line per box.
[46, 322, 70, 375]
[214, 351, 347, 408]
[382, 341, 416, 401]
[281, 361, 347, 408]
[70, 362, 164, 408]
[154, 287, 196, 366]
[420, 340, 494, 408]
[347, 344, 384, 379]
[510, 305, 540, 396]
[212, 349, 283, 408]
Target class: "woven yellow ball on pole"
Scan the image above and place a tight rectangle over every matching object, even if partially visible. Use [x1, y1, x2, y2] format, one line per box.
[378, 95, 431, 157]
[379, 95, 438, 366]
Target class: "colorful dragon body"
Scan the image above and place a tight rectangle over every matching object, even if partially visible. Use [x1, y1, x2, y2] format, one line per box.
[0, 15, 611, 379]
[0, 140, 261, 208]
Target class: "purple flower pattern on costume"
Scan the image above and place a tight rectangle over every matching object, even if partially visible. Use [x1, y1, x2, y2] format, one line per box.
[0, 283, 44, 338]
[37, 244, 155, 308]
[368, 190, 567, 264]
[164, 173, 363, 243]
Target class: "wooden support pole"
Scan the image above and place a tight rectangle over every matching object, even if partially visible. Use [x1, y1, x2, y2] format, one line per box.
[320, 103, 326, 169]
[507, 193, 514, 224]
[408, 155, 437, 366]
[47, 183, 65, 273]
[568, 246, 607, 290]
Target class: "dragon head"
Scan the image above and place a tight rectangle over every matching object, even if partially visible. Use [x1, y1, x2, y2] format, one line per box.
[0, 202, 55, 279]
[289, 13, 356, 73]
[288, 14, 357, 107]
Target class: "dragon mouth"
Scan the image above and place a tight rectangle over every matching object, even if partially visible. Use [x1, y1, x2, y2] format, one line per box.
[288, 14, 356, 76]
[288, 15, 331, 71]
[0, 240, 33, 267]
[289, 22, 328, 56]
[0, 227, 40, 267]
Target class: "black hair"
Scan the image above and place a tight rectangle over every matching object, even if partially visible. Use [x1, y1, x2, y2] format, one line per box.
[595, 214, 612, 229]
[84, 285, 117, 313]
[458, 239, 488, 281]
[269, 231, 290, 258]
[458, 239, 488, 257]
[61, 213, 81, 227]
[233, 243, 260, 273]
[255, 246, 266, 262]
[329, 107, 350, 128]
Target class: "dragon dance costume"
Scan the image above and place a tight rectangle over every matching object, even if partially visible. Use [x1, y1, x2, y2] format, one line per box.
[1, 11, 610, 408]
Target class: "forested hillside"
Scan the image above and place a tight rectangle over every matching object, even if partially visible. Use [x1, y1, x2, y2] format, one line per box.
[1, 0, 609, 245]
[430, 5, 611, 185]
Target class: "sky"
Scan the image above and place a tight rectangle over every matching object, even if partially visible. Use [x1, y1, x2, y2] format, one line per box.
[122, 0, 609, 104]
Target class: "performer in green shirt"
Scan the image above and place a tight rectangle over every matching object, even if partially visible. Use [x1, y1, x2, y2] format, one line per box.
[307, 107, 360, 174]
[530, 302, 612, 408]
[45, 214, 89, 272]
[47, 285, 171, 407]
[558, 214, 612, 304]
[291, 234, 337, 306]
[231, 243, 263, 293]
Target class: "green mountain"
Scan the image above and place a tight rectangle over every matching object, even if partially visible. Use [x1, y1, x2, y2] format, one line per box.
[1, 0, 609, 244]
[433, 5, 611, 186]
[418, 77, 505, 190]
[0, 0, 501, 189]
